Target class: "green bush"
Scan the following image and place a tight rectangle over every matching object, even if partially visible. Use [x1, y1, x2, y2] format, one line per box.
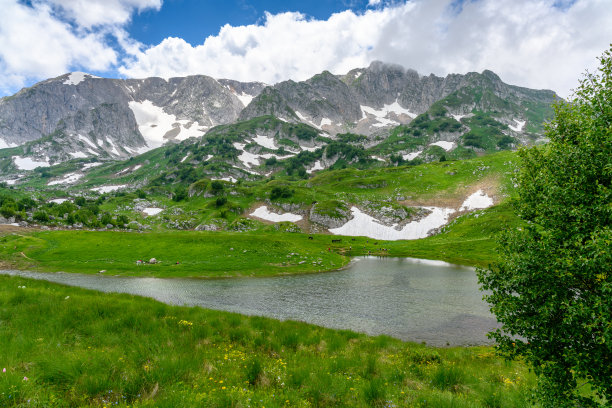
[33, 210, 49, 222]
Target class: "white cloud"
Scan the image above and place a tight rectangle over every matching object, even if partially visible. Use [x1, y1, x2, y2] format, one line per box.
[0, 0, 159, 94]
[1, 0, 611, 98]
[0, 0, 117, 93]
[121, 0, 612, 97]
[43, 0, 161, 28]
[120, 9, 395, 83]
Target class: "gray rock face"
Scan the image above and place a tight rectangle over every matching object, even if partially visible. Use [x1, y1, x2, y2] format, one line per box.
[0, 73, 266, 164]
[0, 64, 557, 173]
[309, 203, 352, 229]
[242, 61, 558, 136]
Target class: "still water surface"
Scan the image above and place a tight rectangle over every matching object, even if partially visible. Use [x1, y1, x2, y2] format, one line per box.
[1, 257, 498, 346]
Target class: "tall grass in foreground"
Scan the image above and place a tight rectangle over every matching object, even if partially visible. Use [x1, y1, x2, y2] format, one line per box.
[0, 276, 535, 407]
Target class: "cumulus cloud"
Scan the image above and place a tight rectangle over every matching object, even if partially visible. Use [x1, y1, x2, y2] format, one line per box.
[45, 0, 161, 28]
[1, 0, 611, 98]
[120, 0, 612, 97]
[120, 9, 396, 84]
[0, 0, 159, 94]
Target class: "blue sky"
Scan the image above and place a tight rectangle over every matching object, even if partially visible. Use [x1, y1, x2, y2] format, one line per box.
[128, 0, 377, 46]
[0, 0, 610, 97]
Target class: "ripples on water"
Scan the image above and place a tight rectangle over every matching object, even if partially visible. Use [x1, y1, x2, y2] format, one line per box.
[1, 257, 498, 346]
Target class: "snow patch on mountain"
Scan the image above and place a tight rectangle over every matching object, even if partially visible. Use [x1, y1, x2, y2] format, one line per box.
[250, 206, 303, 222]
[13, 156, 50, 170]
[320, 118, 333, 127]
[459, 190, 494, 211]
[233, 142, 260, 168]
[82, 162, 102, 170]
[236, 93, 254, 107]
[252, 134, 276, 149]
[360, 100, 417, 128]
[91, 185, 127, 193]
[299, 144, 318, 152]
[142, 207, 163, 216]
[294, 111, 322, 130]
[330, 206, 455, 241]
[233, 142, 297, 169]
[4, 177, 22, 185]
[63, 72, 99, 86]
[78, 135, 98, 150]
[509, 119, 526, 132]
[429, 141, 455, 151]
[69, 151, 88, 159]
[403, 151, 422, 160]
[306, 160, 324, 174]
[0, 138, 17, 149]
[47, 173, 82, 186]
[128, 100, 206, 149]
[212, 176, 237, 183]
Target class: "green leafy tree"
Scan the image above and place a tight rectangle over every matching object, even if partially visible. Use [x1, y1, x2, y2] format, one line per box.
[477, 47, 612, 406]
[172, 185, 188, 202]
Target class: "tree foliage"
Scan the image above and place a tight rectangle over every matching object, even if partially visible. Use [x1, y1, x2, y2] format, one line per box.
[477, 46, 612, 407]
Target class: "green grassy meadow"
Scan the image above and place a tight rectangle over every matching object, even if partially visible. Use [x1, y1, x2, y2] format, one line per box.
[0, 150, 532, 406]
[0, 201, 519, 277]
[0, 275, 535, 407]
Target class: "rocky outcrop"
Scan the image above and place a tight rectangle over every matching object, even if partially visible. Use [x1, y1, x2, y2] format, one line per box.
[309, 201, 351, 229]
[0, 73, 266, 163]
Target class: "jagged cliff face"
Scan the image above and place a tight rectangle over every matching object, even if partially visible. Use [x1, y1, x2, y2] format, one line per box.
[0, 63, 558, 175]
[242, 62, 557, 137]
[0, 73, 265, 164]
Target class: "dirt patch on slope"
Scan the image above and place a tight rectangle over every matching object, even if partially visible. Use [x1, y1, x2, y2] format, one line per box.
[399, 176, 502, 209]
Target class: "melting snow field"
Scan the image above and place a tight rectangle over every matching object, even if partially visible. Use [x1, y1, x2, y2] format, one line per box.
[235, 92, 254, 107]
[69, 151, 88, 159]
[213, 177, 237, 183]
[429, 141, 455, 151]
[13, 156, 50, 170]
[4, 178, 21, 185]
[47, 173, 83, 186]
[0, 138, 16, 149]
[129, 100, 205, 149]
[252, 135, 276, 149]
[360, 100, 417, 128]
[233, 142, 296, 169]
[319, 118, 333, 127]
[233, 143, 261, 167]
[306, 160, 324, 174]
[460, 190, 494, 211]
[142, 208, 163, 216]
[250, 206, 303, 222]
[82, 162, 102, 170]
[403, 151, 422, 161]
[78, 135, 98, 149]
[49, 198, 70, 204]
[63, 72, 98, 86]
[509, 119, 526, 132]
[91, 185, 127, 193]
[330, 207, 456, 241]
[299, 145, 318, 152]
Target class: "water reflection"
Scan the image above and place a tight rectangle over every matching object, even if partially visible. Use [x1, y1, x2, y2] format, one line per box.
[1, 257, 497, 346]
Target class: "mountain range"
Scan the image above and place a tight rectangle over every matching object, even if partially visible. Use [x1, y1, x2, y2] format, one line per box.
[0, 62, 559, 185]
